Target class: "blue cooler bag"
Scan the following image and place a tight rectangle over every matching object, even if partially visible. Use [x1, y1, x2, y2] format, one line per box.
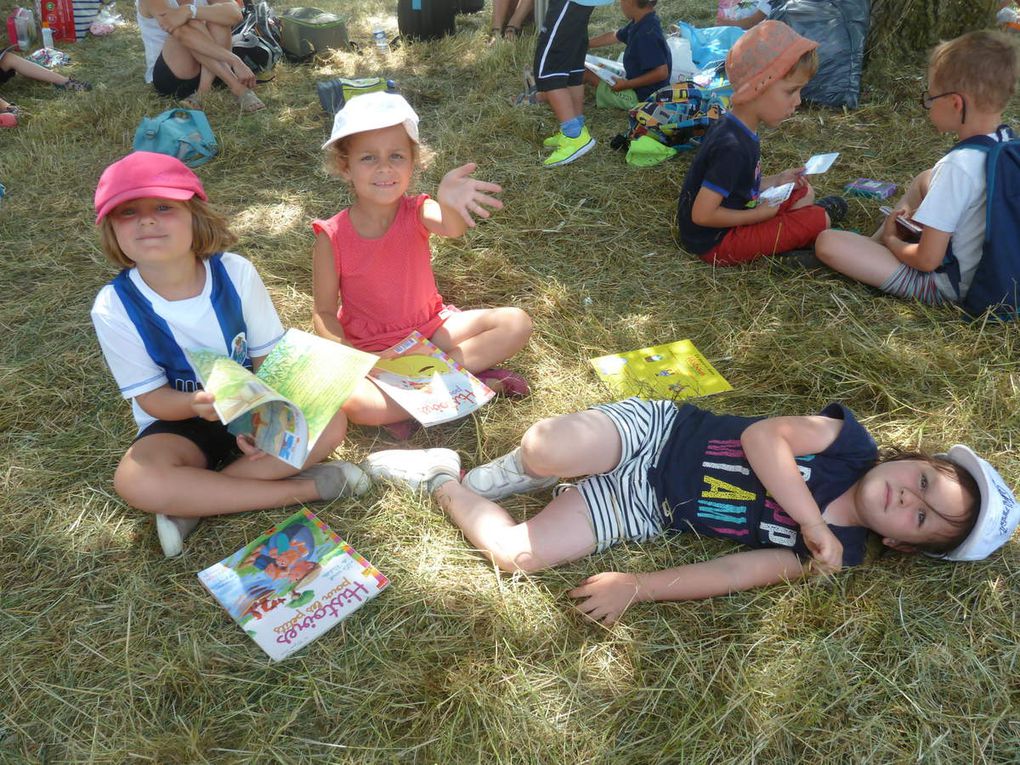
[133, 109, 218, 168]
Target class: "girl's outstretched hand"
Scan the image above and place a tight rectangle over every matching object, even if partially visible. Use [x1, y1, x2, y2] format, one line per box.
[801, 522, 843, 574]
[437, 163, 504, 228]
[568, 571, 642, 626]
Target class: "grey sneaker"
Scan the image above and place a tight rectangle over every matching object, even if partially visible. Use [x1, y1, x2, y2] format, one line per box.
[155, 514, 201, 558]
[296, 460, 371, 500]
[463, 448, 557, 500]
[360, 448, 460, 492]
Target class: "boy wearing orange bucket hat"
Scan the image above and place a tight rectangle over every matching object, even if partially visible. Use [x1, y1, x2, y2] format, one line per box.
[675, 20, 847, 266]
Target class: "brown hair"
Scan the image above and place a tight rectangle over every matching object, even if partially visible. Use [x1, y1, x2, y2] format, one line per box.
[787, 48, 819, 82]
[877, 449, 981, 554]
[929, 30, 1018, 112]
[99, 197, 238, 268]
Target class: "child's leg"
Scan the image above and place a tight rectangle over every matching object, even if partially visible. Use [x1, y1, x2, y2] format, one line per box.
[342, 377, 412, 426]
[439, 408, 623, 571]
[0, 52, 71, 86]
[814, 229, 903, 287]
[435, 481, 597, 572]
[429, 307, 532, 373]
[114, 435, 319, 518]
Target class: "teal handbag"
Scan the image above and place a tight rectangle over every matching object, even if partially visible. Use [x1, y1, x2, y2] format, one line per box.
[132, 109, 218, 168]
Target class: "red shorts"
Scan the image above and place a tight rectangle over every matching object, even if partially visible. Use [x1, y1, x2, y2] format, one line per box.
[701, 185, 828, 267]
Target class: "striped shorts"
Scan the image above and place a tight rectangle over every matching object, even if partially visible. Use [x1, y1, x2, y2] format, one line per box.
[879, 263, 949, 305]
[571, 398, 678, 553]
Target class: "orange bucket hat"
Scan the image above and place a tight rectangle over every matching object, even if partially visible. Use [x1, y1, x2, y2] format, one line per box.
[725, 20, 818, 106]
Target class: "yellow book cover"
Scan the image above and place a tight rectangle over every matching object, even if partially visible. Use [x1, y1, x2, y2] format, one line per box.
[590, 339, 732, 400]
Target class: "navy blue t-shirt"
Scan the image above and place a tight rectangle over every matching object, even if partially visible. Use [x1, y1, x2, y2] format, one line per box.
[675, 112, 762, 255]
[646, 403, 878, 567]
[616, 12, 671, 101]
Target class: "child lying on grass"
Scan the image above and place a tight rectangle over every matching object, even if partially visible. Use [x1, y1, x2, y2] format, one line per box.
[360, 397, 1018, 624]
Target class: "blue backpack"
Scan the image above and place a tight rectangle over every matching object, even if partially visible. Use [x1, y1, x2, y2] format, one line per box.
[133, 109, 218, 168]
[941, 125, 1020, 320]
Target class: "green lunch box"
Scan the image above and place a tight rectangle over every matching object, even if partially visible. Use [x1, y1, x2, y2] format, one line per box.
[279, 7, 349, 59]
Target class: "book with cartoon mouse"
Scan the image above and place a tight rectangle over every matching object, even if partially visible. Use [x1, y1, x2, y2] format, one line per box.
[197, 509, 390, 661]
[590, 339, 732, 400]
[185, 329, 378, 468]
[367, 331, 495, 426]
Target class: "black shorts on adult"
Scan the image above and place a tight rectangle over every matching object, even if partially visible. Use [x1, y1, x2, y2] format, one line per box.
[134, 417, 241, 469]
[152, 52, 201, 99]
[533, 0, 593, 92]
[0, 46, 17, 84]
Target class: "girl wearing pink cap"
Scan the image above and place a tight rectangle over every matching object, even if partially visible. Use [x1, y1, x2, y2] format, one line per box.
[90, 152, 369, 558]
[311, 92, 534, 439]
[676, 21, 847, 266]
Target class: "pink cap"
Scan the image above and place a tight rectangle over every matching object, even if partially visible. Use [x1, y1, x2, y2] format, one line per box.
[94, 152, 207, 223]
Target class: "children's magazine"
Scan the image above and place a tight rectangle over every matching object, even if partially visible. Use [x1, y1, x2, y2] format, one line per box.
[590, 339, 732, 400]
[367, 331, 495, 426]
[197, 509, 390, 661]
[185, 329, 378, 468]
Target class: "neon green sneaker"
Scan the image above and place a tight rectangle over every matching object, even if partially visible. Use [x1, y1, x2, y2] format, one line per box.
[543, 132, 564, 148]
[543, 127, 595, 167]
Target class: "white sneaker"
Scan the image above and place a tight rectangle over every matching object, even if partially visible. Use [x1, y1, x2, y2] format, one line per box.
[360, 448, 460, 492]
[155, 514, 201, 558]
[463, 448, 557, 500]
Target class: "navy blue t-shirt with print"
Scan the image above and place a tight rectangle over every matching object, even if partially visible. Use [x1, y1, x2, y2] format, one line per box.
[646, 403, 877, 567]
[675, 112, 762, 255]
[616, 12, 671, 101]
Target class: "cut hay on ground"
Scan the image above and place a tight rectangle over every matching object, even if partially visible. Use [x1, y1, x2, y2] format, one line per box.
[1, 0, 1018, 761]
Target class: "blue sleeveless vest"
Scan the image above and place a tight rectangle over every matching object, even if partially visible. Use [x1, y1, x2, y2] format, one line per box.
[111, 253, 251, 392]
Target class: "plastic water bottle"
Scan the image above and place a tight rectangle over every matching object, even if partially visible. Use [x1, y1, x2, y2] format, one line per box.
[372, 28, 389, 55]
[41, 21, 54, 49]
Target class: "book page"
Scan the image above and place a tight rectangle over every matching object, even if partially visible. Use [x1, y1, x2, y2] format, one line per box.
[255, 329, 378, 451]
[368, 331, 494, 426]
[185, 348, 284, 424]
[590, 339, 732, 400]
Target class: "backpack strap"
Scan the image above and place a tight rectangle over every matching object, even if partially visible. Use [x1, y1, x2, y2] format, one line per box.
[111, 254, 251, 393]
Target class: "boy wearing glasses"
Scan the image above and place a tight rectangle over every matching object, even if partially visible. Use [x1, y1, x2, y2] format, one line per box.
[814, 31, 1017, 305]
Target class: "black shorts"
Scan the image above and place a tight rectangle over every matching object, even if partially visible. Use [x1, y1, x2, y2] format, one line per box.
[533, 0, 593, 92]
[134, 417, 240, 469]
[0, 46, 16, 84]
[152, 52, 200, 99]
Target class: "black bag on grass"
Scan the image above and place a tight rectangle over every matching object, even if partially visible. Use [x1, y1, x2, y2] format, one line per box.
[397, 0, 457, 41]
[232, 0, 283, 73]
[771, 0, 868, 108]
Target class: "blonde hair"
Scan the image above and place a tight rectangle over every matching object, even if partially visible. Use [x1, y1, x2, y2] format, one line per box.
[929, 30, 1018, 112]
[787, 48, 819, 82]
[99, 197, 238, 269]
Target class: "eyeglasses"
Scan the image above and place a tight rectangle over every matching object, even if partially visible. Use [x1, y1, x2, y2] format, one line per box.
[920, 88, 967, 124]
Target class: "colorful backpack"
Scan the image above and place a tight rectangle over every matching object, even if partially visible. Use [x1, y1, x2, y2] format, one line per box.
[627, 81, 730, 152]
[940, 125, 1020, 320]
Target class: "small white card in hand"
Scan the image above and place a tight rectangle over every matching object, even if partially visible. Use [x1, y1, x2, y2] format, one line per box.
[803, 152, 839, 175]
[759, 182, 793, 207]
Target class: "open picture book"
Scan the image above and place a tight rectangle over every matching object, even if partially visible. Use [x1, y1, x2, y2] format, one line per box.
[185, 329, 378, 468]
[590, 339, 732, 400]
[197, 509, 390, 661]
[367, 331, 495, 426]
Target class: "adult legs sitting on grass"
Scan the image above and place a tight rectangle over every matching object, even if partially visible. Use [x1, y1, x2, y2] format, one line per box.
[362, 408, 624, 572]
[114, 409, 368, 557]
[138, 0, 265, 112]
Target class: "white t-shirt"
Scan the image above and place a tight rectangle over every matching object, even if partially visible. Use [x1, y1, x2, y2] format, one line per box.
[136, 0, 208, 83]
[91, 252, 285, 432]
[913, 131, 1003, 301]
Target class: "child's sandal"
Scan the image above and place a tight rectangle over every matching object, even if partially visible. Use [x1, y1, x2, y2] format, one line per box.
[54, 76, 92, 92]
[0, 103, 20, 117]
[238, 89, 266, 114]
[502, 25, 520, 40]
